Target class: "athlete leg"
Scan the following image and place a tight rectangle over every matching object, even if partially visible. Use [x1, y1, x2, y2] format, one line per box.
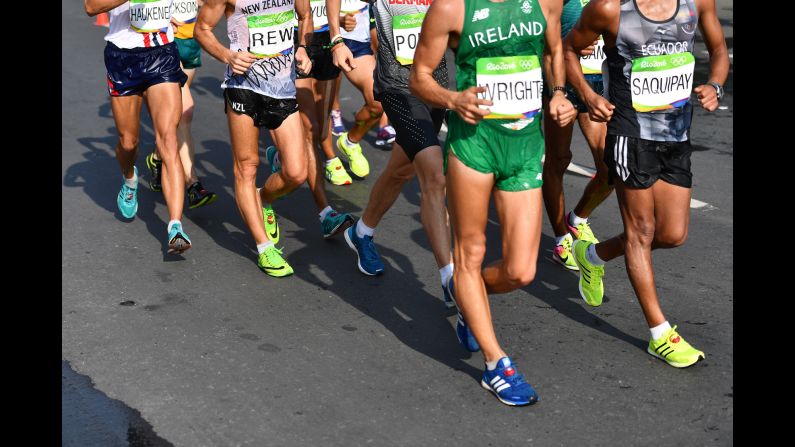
[177, 67, 199, 185]
[259, 112, 308, 204]
[447, 154, 506, 363]
[482, 188, 543, 294]
[296, 77, 332, 210]
[541, 102, 576, 237]
[344, 54, 383, 143]
[360, 142, 415, 228]
[571, 113, 613, 218]
[109, 94, 144, 179]
[413, 146, 452, 268]
[144, 82, 185, 221]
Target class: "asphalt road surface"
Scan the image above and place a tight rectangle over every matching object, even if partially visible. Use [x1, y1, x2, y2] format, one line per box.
[62, 1, 733, 445]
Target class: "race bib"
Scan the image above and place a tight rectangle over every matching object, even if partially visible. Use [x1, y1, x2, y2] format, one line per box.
[310, 0, 329, 31]
[129, 0, 172, 33]
[171, 0, 197, 24]
[248, 11, 295, 58]
[341, 0, 368, 14]
[392, 13, 424, 66]
[631, 52, 694, 112]
[476, 55, 543, 120]
[580, 37, 605, 75]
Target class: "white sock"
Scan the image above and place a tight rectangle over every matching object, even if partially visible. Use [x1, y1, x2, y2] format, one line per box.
[124, 171, 138, 188]
[167, 220, 181, 233]
[439, 263, 454, 287]
[356, 219, 374, 239]
[555, 233, 571, 246]
[318, 206, 333, 222]
[325, 157, 339, 167]
[586, 243, 605, 265]
[485, 359, 499, 371]
[256, 241, 274, 254]
[650, 321, 672, 340]
[569, 211, 587, 226]
[345, 135, 357, 146]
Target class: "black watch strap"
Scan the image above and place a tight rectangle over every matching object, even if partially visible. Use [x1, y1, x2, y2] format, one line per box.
[707, 81, 723, 100]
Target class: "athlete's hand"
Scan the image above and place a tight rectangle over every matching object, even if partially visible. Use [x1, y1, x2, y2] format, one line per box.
[228, 50, 257, 75]
[341, 13, 357, 32]
[296, 46, 312, 75]
[585, 92, 615, 122]
[452, 86, 492, 125]
[170, 16, 185, 33]
[332, 44, 357, 72]
[694, 84, 719, 112]
[549, 94, 577, 127]
[579, 40, 598, 57]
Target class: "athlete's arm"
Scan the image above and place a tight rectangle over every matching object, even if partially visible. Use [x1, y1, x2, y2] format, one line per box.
[84, 0, 127, 16]
[409, 0, 491, 125]
[563, 0, 617, 122]
[693, 0, 729, 112]
[540, 0, 576, 127]
[341, 12, 357, 32]
[327, 0, 357, 71]
[195, 0, 256, 75]
[296, 0, 314, 75]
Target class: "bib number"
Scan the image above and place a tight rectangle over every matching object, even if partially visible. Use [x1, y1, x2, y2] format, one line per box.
[392, 13, 424, 66]
[580, 37, 605, 75]
[130, 0, 171, 33]
[171, 0, 197, 24]
[476, 55, 543, 120]
[248, 11, 295, 59]
[630, 52, 695, 112]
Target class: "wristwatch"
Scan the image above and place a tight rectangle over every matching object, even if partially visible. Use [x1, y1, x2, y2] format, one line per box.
[707, 81, 724, 100]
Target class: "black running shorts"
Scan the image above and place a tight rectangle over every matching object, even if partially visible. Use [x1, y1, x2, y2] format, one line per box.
[295, 31, 341, 81]
[376, 91, 445, 161]
[604, 134, 693, 189]
[223, 88, 298, 130]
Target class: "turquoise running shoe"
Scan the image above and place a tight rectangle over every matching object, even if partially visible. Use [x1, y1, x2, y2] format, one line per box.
[167, 221, 192, 254]
[117, 166, 138, 219]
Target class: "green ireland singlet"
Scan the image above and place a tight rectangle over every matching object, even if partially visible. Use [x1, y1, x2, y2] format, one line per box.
[445, 0, 547, 191]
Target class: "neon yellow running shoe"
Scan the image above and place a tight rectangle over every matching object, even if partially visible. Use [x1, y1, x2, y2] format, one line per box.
[572, 240, 604, 306]
[337, 132, 370, 178]
[262, 203, 280, 245]
[325, 157, 353, 185]
[567, 211, 599, 244]
[647, 325, 705, 368]
[257, 245, 294, 278]
[552, 234, 578, 271]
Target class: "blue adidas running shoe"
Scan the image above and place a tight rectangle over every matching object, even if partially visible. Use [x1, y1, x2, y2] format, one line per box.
[456, 311, 480, 352]
[481, 357, 539, 406]
[167, 221, 192, 254]
[441, 275, 456, 308]
[344, 223, 384, 276]
[117, 166, 139, 219]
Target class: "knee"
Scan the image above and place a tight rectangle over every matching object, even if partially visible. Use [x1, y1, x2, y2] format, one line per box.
[281, 162, 308, 188]
[181, 105, 194, 123]
[655, 227, 688, 248]
[117, 134, 139, 153]
[366, 102, 383, 118]
[543, 149, 572, 174]
[389, 164, 415, 184]
[626, 218, 656, 246]
[419, 170, 446, 195]
[455, 237, 487, 272]
[234, 157, 259, 181]
[504, 262, 536, 288]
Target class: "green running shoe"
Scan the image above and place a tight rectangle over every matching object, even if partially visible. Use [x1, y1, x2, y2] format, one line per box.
[567, 211, 599, 243]
[321, 210, 354, 239]
[145, 152, 162, 192]
[257, 245, 294, 278]
[336, 132, 370, 178]
[325, 157, 353, 185]
[263, 203, 280, 244]
[552, 233, 578, 271]
[572, 240, 604, 306]
[647, 325, 705, 368]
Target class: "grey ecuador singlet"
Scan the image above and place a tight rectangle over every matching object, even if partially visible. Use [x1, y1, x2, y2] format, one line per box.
[222, 0, 297, 99]
[372, 0, 448, 96]
[605, 0, 698, 141]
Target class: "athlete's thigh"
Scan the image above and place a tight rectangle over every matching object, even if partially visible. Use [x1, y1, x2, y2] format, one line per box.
[225, 104, 261, 162]
[577, 112, 608, 162]
[614, 180, 656, 232]
[181, 67, 197, 110]
[144, 82, 182, 133]
[446, 154, 493, 242]
[296, 78, 320, 133]
[493, 187, 543, 265]
[412, 145, 444, 180]
[651, 180, 691, 237]
[387, 142, 415, 179]
[312, 77, 336, 118]
[270, 112, 308, 173]
[542, 101, 575, 157]
[109, 94, 144, 138]
[343, 54, 377, 103]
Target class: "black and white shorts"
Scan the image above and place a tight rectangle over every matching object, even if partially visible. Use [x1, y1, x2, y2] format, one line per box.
[604, 134, 693, 189]
[376, 90, 445, 161]
[223, 88, 298, 130]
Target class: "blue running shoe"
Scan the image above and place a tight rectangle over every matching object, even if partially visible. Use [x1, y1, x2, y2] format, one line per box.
[481, 357, 539, 406]
[344, 223, 384, 276]
[456, 310, 480, 352]
[441, 276, 456, 309]
[322, 210, 355, 239]
[167, 222, 192, 254]
[330, 109, 346, 136]
[117, 166, 138, 219]
[266, 145, 281, 174]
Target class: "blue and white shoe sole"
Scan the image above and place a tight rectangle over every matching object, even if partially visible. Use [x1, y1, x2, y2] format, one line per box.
[480, 380, 535, 407]
[344, 229, 382, 276]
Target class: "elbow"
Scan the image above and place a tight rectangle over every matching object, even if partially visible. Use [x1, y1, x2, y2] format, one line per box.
[84, 1, 100, 16]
